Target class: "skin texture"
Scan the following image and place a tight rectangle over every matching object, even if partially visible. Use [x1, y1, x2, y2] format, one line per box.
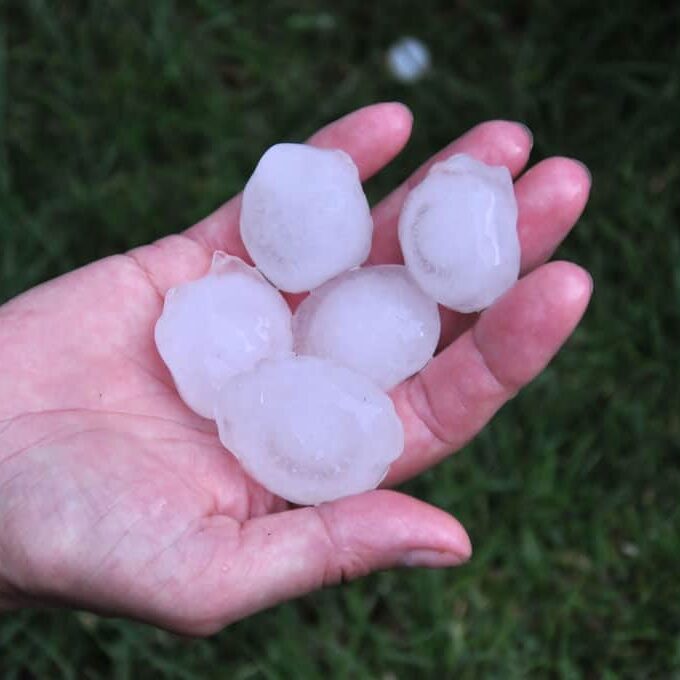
[0, 103, 592, 635]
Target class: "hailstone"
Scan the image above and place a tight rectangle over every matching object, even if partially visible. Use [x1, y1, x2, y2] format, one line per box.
[154, 252, 293, 419]
[293, 265, 440, 390]
[386, 36, 431, 83]
[214, 356, 404, 505]
[398, 153, 520, 312]
[240, 143, 373, 293]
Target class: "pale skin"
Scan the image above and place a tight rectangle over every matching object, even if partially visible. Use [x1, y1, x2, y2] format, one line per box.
[0, 104, 592, 635]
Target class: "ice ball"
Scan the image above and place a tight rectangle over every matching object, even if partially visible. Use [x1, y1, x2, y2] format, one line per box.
[214, 356, 404, 505]
[240, 143, 373, 293]
[398, 153, 520, 312]
[386, 36, 431, 83]
[293, 265, 440, 390]
[154, 252, 293, 419]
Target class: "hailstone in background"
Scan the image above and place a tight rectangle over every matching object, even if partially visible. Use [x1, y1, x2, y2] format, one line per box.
[155, 252, 293, 419]
[398, 153, 520, 312]
[294, 265, 441, 390]
[215, 356, 404, 505]
[240, 143, 373, 293]
[386, 36, 431, 83]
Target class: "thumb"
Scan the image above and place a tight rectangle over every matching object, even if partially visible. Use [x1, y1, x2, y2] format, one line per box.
[193, 490, 471, 634]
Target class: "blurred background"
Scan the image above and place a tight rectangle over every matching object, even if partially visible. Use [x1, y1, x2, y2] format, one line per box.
[1, 1, 679, 677]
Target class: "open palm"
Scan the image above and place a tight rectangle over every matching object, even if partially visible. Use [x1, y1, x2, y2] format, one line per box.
[0, 104, 591, 635]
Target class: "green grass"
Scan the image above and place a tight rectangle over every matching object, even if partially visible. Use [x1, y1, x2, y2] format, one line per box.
[1, 0, 679, 677]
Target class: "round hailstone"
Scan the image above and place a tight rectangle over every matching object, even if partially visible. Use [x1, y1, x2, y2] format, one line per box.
[398, 153, 520, 313]
[214, 356, 404, 505]
[154, 252, 293, 419]
[240, 143, 373, 293]
[293, 265, 441, 390]
[386, 36, 431, 83]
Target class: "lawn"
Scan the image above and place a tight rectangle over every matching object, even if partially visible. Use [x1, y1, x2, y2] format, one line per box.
[1, 1, 679, 677]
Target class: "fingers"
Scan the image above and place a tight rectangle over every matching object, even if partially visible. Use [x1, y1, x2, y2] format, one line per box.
[306, 102, 413, 178]
[184, 102, 414, 256]
[369, 120, 534, 266]
[185, 490, 470, 634]
[515, 157, 591, 274]
[386, 261, 592, 484]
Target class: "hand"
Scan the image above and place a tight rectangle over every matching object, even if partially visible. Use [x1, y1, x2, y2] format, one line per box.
[0, 104, 591, 635]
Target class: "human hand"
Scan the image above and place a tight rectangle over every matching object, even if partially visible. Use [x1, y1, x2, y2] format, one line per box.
[0, 103, 591, 635]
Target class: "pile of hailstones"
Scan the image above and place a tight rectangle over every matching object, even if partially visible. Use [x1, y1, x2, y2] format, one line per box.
[155, 145, 519, 505]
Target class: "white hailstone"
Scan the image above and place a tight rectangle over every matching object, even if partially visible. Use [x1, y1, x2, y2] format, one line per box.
[154, 252, 293, 419]
[215, 356, 404, 505]
[293, 265, 440, 390]
[398, 153, 520, 313]
[240, 143, 373, 293]
[386, 37, 431, 83]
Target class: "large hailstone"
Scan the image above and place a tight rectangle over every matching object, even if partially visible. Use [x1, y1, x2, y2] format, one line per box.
[293, 265, 441, 390]
[154, 252, 293, 419]
[214, 356, 404, 505]
[398, 153, 520, 312]
[240, 143, 373, 293]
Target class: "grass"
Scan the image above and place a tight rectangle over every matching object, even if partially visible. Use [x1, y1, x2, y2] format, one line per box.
[1, 0, 680, 677]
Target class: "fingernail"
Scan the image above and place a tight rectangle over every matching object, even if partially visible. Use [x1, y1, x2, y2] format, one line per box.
[517, 122, 534, 149]
[401, 548, 469, 568]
